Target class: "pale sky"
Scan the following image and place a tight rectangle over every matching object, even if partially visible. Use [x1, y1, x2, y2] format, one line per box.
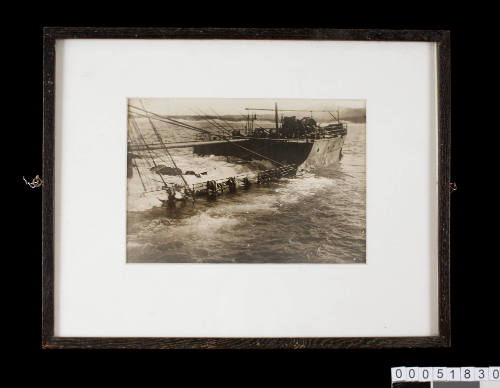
[128, 97, 365, 117]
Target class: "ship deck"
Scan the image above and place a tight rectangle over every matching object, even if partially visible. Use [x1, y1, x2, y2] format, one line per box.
[128, 137, 339, 152]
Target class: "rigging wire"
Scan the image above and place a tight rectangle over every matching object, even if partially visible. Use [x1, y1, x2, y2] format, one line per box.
[208, 107, 237, 133]
[127, 130, 148, 192]
[129, 115, 168, 190]
[132, 157, 147, 191]
[129, 118, 161, 192]
[192, 108, 231, 138]
[128, 105, 285, 167]
[138, 100, 195, 202]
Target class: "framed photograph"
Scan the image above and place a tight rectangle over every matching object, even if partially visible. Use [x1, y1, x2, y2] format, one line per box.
[42, 27, 451, 349]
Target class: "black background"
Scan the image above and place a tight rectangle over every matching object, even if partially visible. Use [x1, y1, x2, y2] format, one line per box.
[10, 6, 499, 386]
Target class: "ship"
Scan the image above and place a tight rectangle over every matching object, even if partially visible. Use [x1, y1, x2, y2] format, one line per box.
[127, 102, 347, 207]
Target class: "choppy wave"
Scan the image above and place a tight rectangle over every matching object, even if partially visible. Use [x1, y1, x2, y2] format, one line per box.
[127, 123, 366, 263]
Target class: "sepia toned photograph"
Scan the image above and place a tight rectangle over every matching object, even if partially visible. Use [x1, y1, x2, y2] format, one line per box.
[127, 98, 366, 263]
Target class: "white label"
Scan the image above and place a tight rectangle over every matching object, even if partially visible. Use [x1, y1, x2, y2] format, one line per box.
[461, 367, 474, 381]
[447, 367, 461, 381]
[433, 367, 447, 381]
[419, 367, 433, 381]
[391, 367, 405, 381]
[392, 366, 499, 382]
[474, 368, 489, 381]
[405, 367, 419, 381]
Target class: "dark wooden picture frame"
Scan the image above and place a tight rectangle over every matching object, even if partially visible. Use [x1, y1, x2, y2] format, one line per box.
[42, 27, 451, 349]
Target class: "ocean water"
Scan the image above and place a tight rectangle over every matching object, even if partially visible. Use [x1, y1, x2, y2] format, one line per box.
[127, 123, 366, 263]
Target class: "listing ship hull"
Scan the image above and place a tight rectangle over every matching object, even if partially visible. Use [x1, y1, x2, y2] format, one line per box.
[193, 136, 345, 170]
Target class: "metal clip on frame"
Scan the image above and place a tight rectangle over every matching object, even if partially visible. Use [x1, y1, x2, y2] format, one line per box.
[23, 175, 43, 189]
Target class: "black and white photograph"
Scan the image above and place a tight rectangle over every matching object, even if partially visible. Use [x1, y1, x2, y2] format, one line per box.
[127, 97, 366, 263]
